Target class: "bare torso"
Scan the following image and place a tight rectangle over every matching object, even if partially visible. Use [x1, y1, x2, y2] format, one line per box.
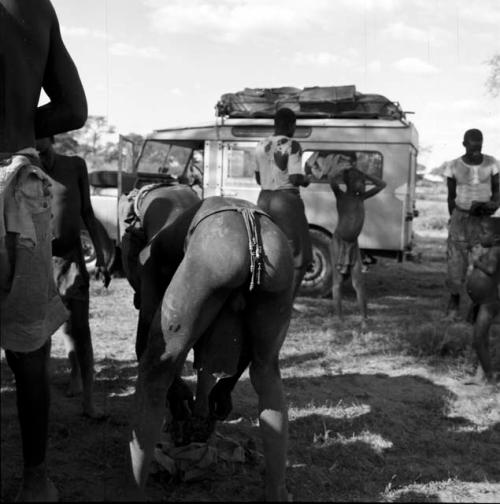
[467, 246, 500, 304]
[0, 0, 51, 151]
[336, 193, 365, 242]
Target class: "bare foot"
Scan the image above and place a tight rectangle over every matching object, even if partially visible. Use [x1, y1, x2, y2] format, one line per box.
[16, 472, 58, 502]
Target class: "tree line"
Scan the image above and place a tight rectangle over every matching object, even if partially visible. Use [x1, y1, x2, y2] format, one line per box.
[54, 54, 499, 173]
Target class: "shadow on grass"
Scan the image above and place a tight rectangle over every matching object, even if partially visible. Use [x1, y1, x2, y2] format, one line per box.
[279, 372, 499, 501]
[2, 362, 498, 502]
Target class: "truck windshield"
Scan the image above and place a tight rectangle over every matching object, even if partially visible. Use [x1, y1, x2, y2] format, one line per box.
[137, 141, 193, 178]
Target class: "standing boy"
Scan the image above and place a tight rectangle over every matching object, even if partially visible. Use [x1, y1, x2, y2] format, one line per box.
[36, 137, 111, 418]
[329, 153, 386, 321]
[466, 216, 500, 384]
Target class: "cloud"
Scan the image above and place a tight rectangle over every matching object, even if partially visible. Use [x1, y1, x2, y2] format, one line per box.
[367, 59, 382, 73]
[61, 25, 109, 40]
[382, 22, 451, 47]
[109, 42, 166, 61]
[393, 57, 439, 75]
[142, 0, 398, 43]
[459, 2, 500, 25]
[290, 51, 357, 68]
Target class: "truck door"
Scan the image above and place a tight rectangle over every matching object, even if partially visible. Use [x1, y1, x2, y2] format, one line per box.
[220, 141, 260, 203]
[117, 135, 138, 243]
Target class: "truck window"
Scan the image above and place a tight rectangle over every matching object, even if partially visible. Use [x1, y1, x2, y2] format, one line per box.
[137, 140, 192, 178]
[226, 144, 258, 184]
[303, 150, 383, 184]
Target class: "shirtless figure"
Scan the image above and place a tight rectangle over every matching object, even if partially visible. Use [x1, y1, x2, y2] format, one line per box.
[329, 154, 386, 321]
[1, 0, 87, 500]
[466, 217, 500, 384]
[36, 137, 111, 417]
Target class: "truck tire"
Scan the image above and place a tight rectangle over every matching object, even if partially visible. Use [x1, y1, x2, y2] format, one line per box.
[299, 228, 332, 298]
[80, 222, 116, 273]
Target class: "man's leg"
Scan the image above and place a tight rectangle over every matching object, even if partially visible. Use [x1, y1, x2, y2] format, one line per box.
[330, 236, 344, 319]
[446, 210, 471, 318]
[63, 297, 104, 418]
[472, 303, 499, 383]
[351, 254, 368, 320]
[129, 257, 229, 497]
[246, 290, 292, 502]
[446, 236, 468, 319]
[5, 340, 58, 502]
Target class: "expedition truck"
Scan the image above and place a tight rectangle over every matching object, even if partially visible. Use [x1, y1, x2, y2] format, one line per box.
[86, 86, 419, 297]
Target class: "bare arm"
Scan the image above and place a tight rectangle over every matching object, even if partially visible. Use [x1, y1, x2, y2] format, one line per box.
[491, 173, 499, 205]
[78, 159, 111, 286]
[447, 177, 457, 215]
[35, 3, 87, 138]
[289, 173, 311, 187]
[361, 172, 387, 200]
[255, 171, 261, 186]
[328, 177, 344, 198]
[473, 249, 500, 276]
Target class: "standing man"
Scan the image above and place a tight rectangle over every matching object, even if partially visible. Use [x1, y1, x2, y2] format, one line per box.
[444, 129, 499, 320]
[1, 0, 87, 500]
[254, 107, 312, 297]
[36, 136, 111, 419]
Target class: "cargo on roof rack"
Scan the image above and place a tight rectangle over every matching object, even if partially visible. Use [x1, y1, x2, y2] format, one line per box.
[215, 85, 405, 120]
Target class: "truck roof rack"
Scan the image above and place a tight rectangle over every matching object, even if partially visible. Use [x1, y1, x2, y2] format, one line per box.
[215, 85, 406, 121]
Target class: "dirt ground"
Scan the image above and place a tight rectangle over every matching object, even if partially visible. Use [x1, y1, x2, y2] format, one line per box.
[1, 192, 500, 502]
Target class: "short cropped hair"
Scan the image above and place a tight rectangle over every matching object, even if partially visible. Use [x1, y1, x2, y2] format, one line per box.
[464, 129, 483, 142]
[275, 107, 296, 129]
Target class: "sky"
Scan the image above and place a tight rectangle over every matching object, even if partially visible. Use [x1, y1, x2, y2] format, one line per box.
[49, 0, 500, 170]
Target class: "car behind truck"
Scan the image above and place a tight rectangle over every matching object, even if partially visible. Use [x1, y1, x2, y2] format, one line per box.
[87, 86, 419, 297]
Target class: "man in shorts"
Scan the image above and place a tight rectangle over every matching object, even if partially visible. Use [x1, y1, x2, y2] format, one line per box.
[444, 129, 499, 320]
[36, 137, 111, 419]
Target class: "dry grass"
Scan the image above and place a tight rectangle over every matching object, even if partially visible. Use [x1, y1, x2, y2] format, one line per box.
[1, 183, 500, 502]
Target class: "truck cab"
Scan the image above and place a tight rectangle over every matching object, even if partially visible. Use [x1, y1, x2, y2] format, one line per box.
[116, 114, 419, 297]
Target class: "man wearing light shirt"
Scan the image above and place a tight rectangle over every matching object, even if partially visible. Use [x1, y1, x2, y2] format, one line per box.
[444, 129, 499, 320]
[254, 107, 312, 298]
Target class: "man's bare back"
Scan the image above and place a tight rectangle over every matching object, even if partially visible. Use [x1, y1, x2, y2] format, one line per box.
[0, 0, 87, 152]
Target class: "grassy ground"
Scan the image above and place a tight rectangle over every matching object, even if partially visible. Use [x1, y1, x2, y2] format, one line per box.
[1, 182, 499, 502]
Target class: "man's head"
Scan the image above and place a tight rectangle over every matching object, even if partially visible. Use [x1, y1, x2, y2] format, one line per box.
[463, 128, 483, 161]
[274, 107, 296, 137]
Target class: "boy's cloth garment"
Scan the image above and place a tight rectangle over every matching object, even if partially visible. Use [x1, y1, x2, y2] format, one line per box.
[1, 151, 69, 353]
[332, 231, 361, 275]
[52, 244, 90, 303]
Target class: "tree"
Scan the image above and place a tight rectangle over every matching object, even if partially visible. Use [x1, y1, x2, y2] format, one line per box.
[485, 54, 500, 98]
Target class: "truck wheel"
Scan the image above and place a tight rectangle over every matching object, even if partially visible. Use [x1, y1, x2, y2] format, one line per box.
[299, 228, 332, 298]
[80, 224, 116, 274]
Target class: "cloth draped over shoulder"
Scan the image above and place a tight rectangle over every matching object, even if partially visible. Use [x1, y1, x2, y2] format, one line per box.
[1, 150, 69, 352]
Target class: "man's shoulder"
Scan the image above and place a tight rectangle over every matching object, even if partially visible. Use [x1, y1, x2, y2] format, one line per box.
[482, 154, 500, 166]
